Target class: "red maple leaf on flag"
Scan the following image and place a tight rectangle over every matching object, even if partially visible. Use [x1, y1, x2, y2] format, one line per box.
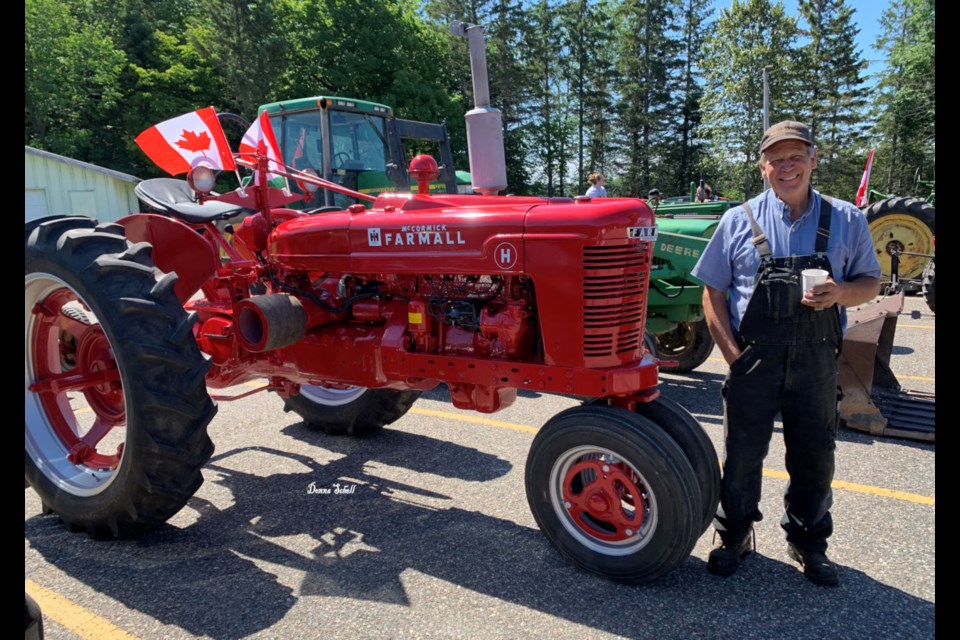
[176, 129, 212, 153]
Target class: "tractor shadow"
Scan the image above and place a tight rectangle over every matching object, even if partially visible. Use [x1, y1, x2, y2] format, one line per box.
[25, 417, 934, 640]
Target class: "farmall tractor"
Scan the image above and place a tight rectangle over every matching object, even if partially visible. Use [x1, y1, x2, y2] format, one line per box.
[24, 23, 719, 584]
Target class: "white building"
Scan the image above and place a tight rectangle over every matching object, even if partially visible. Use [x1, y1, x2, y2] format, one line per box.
[25, 146, 140, 223]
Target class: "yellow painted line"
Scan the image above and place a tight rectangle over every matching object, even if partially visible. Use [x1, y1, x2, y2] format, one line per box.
[898, 374, 935, 382]
[411, 406, 934, 506]
[25, 579, 139, 640]
[411, 407, 539, 434]
[897, 324, 934, 330]
[762, 469, 934, 505]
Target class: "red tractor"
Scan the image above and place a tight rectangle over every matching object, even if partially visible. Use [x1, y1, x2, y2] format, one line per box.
[24, 25, 719, 585]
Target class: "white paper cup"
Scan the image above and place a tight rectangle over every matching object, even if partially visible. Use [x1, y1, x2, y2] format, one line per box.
[802, 268, 829, 308]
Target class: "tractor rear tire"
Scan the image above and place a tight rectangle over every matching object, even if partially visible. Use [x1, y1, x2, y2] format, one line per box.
[922, 258, 935, 313]
[863, 197, 935, 281]
[25, 217, 216, 537]
[654, 319, 715, 373]
[283, 385, 421, 436]
[525, 405, 702, 584]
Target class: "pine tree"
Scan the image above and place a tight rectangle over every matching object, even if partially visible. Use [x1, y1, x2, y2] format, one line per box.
[797, 0, 869, 199]
[664, 0, 711, 196]
[700, 0, 801, 199]
[612, 0, 680, 197]
[557, 0, 618, 195]
[522, 0, 565, 195]
[872, 0, 935, 195]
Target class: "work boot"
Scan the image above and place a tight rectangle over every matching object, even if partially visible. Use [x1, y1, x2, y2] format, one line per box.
[787, 544, 839, 586]
[707, 529, 754, 577]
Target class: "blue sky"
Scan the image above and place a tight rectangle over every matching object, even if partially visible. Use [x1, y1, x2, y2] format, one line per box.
[711, 0, 890, 80]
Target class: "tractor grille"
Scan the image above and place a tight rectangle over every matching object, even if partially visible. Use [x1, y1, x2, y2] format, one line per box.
[582, 242, 650, 362]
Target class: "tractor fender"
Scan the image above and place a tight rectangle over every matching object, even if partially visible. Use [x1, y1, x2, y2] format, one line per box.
[118, 213, 218, 304]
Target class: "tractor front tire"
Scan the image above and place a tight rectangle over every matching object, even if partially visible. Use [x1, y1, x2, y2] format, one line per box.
[922, 258, 935, 313]
[525, 405, 702, 584]
[654, 319, 715, 373]
[632, 396, 720, 535]
[283, 385, 421, 436]
[25, 217, 216, 537]
[863, 197, 935, 281]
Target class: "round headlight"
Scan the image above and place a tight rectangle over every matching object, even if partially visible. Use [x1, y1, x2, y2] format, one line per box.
[187, 166, 217, 195]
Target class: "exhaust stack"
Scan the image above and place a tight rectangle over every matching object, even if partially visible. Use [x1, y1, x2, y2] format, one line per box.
[451, 21, 508, 196]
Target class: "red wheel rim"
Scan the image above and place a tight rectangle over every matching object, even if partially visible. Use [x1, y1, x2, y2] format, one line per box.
[548, 445, 658, 555]
[561, 457, 646, 542]
[28, 286, 125, 471]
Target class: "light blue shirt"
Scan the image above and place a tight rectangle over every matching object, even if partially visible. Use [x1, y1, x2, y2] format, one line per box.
[691, 188, 881, 333]
[584, 185, 606, 198]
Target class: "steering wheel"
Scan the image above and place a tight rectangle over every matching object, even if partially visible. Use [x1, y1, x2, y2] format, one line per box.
[332, 152, 352, 169]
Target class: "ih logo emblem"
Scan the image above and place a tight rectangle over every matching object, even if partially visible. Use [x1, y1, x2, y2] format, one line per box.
[494, 242, 518, 270]
[368, 228, 382, 247]
[628, 225, 658, 242]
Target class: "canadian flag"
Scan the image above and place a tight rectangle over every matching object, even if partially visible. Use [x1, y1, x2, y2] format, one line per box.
[855, 149, 875, 207]
[135, 107, 236, 175]
[239, 110, 284, 182]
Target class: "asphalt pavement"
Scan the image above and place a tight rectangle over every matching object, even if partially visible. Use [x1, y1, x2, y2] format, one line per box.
[25, 294, 935, 640]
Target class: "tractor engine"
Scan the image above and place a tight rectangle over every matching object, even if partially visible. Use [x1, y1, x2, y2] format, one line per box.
[199, 190, 657, 413]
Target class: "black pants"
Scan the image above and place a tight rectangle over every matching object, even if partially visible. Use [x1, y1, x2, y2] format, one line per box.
[716, 342, 839, 552]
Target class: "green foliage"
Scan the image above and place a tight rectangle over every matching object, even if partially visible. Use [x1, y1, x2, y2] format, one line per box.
[871, 0, 935, 196]
[25, 0, 126, 160]
[701, 0, 802, 200]
[796, 0, 870, 200]
[24, 0, 934, 201]
[661, 0, 711, 196]
[611, 0, 681, 197]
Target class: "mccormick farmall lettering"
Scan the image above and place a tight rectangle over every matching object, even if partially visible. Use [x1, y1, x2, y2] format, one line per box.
[368, 226, 466, 247]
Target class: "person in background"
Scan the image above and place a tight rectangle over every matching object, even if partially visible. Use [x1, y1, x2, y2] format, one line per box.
[585, 173, 607, 198]
[691, 120, 881, 587]
[696, 183, 715, 202]
[647, 188, 662, 206]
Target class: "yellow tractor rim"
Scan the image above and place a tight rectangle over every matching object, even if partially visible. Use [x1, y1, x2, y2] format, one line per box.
[869, 213, 934, 280]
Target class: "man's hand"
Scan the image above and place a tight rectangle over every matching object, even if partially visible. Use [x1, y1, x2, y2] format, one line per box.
[802, 276, 882, 310]
[702, 285, 741, 365]
[802, 278, 842, 310]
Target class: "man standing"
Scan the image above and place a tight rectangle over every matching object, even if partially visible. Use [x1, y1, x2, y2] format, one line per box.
[690, 121, 881, 586]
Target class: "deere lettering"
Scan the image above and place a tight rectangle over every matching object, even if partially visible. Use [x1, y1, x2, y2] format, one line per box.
[658, 241, 701, 259]
[367, 226, 466, 247]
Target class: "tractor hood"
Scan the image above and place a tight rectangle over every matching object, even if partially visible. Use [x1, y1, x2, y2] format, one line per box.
[267, 192, 656, 275]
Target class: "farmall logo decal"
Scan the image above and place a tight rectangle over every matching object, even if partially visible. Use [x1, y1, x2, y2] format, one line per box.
[366, 224, 465, 247]
[628, 225, 658, 241]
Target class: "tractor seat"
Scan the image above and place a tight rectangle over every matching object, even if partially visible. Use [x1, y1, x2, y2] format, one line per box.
[135, 178, 247, 224]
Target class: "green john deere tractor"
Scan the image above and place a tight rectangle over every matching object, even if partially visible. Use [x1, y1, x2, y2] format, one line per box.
[645, 186, 739, 373]
[258, 96, 471, 209]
